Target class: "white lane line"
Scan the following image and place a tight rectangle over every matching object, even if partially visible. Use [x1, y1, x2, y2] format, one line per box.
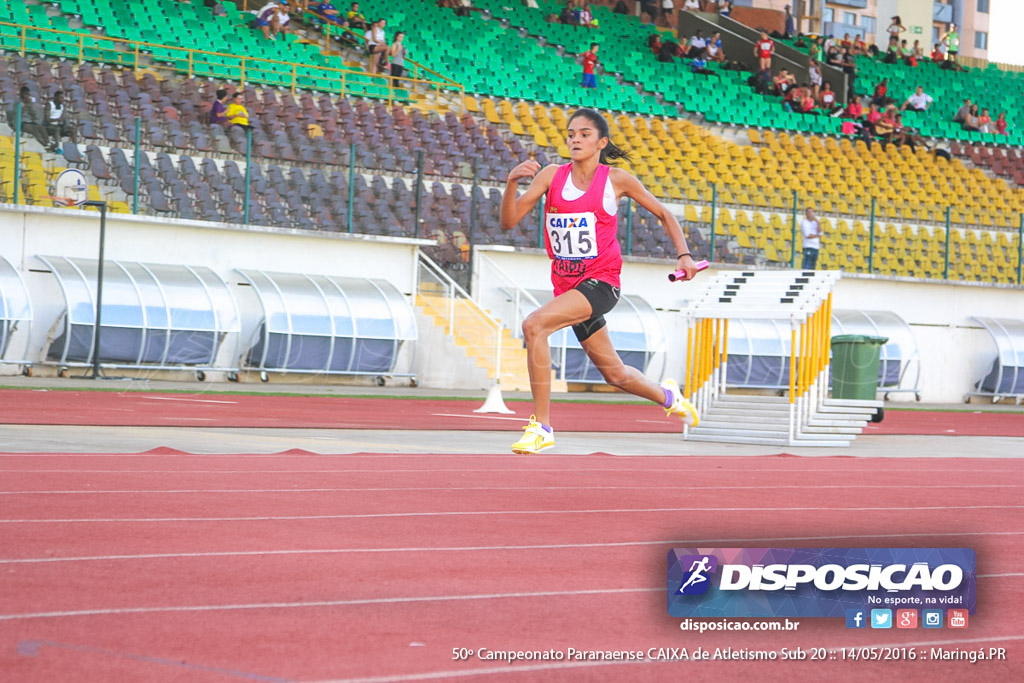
[3, 504, 1023, 524]
[0, 587, 659, 622]
[3, 534, 1024, 566]
[140, 396, 238, 404]
[1, 580, 1020, 624]
[430, 413, 529, 422]
[313, 635, 1024, 683]
[4, 483, 1024, 496]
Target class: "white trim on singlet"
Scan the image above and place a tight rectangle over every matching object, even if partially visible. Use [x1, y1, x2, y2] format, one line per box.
[562, 171, 617, 216]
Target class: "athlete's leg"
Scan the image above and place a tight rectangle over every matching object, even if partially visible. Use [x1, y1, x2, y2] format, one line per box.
[579, 326, 665, 403]
[521, 290, 593, 425]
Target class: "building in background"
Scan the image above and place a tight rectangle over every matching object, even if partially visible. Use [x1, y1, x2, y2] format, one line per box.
[730, 1, 989, 60]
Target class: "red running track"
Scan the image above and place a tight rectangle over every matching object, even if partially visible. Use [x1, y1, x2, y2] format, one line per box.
[2, 389, 1023, 436]
[0, 451, 1022, 682]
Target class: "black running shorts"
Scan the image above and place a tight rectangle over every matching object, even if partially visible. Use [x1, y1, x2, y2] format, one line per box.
[571, 278, 621, 342]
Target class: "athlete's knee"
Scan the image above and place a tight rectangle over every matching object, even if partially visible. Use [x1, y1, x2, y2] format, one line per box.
[599, 363, 633, 389]
[521, 313, 548, 343]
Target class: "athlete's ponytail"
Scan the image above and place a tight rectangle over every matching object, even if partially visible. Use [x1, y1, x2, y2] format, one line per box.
[569, 108, 632, 165]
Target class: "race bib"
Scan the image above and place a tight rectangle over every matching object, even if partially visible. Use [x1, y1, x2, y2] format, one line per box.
[546, 211, 598, 260]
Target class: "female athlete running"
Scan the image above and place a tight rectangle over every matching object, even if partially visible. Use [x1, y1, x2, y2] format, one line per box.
[500, 108, 700, 454]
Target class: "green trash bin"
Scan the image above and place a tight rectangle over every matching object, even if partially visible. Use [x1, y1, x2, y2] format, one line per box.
[831, 335, 888, 421]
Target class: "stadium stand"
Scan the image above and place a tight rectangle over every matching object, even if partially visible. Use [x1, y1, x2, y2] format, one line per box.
[0, 1, 1021, 285]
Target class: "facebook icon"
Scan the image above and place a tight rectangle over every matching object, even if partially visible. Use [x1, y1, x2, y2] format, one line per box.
[845, 609, 867, 629]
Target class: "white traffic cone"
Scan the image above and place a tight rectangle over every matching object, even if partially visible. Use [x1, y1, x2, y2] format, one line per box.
[474, 383, 514, 414]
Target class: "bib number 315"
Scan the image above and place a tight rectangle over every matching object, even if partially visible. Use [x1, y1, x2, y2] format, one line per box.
[547, 212, 598, 260]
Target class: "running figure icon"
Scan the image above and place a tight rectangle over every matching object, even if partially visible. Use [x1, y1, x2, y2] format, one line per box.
[678, 556, 712, 593]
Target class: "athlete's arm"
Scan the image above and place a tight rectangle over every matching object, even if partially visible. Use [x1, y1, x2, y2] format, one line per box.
[611, 167, 698, 279]
[500, 162, 558, 230]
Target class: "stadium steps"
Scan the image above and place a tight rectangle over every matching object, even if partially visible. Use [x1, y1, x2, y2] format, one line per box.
[415, 293, 537, 392]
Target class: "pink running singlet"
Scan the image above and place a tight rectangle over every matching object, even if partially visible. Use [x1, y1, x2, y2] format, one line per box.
[544, 163, 621, 296]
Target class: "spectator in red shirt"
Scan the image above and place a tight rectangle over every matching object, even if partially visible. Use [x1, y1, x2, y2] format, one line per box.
[978, 108, 992, 133]
[581, 43, 599, 88]
[931, 43, 945, 62]
[755, 30, 774, 71]
[819, 82, 839, 113]
[648, 33, 662, 57]
[842, 96, 864, 120]
[872, 78, 890, 108]
[995, 112, 1008, 136]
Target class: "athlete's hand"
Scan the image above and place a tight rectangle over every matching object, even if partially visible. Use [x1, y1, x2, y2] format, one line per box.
[676, 254, 698, 281]
[507, 160, 541, 184]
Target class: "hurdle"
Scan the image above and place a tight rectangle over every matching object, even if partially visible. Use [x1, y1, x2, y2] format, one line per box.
[683, 270, 882, 446]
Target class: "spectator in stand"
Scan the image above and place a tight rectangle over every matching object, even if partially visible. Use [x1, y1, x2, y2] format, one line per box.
[613, 0, 628, 12]
[912, 40, 924, 60]
[754, 30, 774, 72]
[254, 1, 282, 40]
[899, 39, 918, 67]
[718, 0, 732, 17]
[952, 98, 971, 124]
[901, 86, 932, 113]
[706, 32, 725, 62]
[838, 49, 858, 100]
[648, 33, 663, 57]
[941, 23, 960, 66]
[783, 5, 795, 39]
[347, 1, 368, 30]
[809, 36, 824, 63]
[931, 42, 945, 63]
[978, 108, 992, 134]
[209, 88, 229, 126]
[823, 34, 836, 54]
[819, 82, 839, 114]
[314, 2, 346, 25]
[962, 104, 980, 132]
[690, 50, 720, 78]
[886, 15, 906, 50]
[800, 208, 822, 270]
[6, 86, 50, 148]
[225, 92, 251, 131]
[640, 0, 658, 23]
[658, 38, 683, 63]
[864, 102, 883, 136]
[808, 60, 822, 98]
[853, 34, 867, 56]
[995, 112, 1008, 136]
[800, 86, 817, 114]
[826, 43, 842, 67]
[842, 94, 864, 120]
[581, 43, 599, 87]
[44, 90, 75, 152]
[365, 18, 389, 75]
[389, 31, 407, 87]
[687, 30, 706, 58]
[580, 3, 595, 27]
[872, 78, 890, 107]
[840, 33, 853, 52]
[683, 0, 700, 10]
[773, 69, 795, 96]
[874, 105, 898, 142]
[658, 0, 674, 29]
[274, 3, 292, 36]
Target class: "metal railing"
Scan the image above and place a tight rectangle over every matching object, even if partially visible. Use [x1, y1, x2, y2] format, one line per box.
[417, 251, 503, 384]
[0, 20, 463, 110]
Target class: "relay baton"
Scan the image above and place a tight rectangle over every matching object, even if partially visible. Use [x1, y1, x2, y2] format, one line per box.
[668, 260, 710, 282]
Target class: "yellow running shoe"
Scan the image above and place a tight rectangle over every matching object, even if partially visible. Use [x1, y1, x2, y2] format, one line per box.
[511, 415, 555, 454]
[661, 379, 699, 427]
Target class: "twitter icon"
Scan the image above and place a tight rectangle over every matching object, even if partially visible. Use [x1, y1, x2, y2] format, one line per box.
[870, 609, 893, 629]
